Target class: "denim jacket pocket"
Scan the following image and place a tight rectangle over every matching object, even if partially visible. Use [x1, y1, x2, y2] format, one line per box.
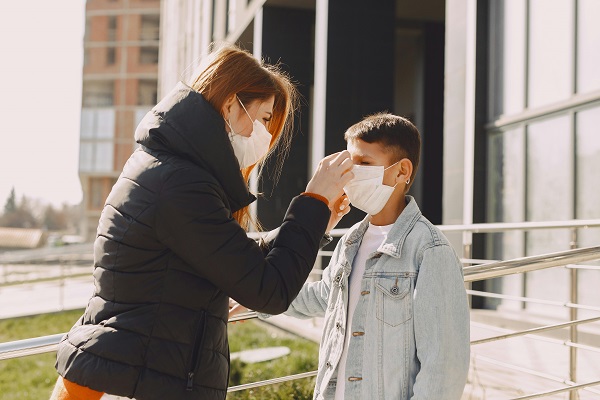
[375, 276, 412, 327]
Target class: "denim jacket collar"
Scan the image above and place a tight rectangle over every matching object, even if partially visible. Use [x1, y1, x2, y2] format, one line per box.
[344, 195, 422, 259]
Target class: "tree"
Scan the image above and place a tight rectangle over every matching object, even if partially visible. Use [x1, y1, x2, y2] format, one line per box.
[0, 192, 39, 229]
[43, 204, 69, 231]
[3, 187, 16, 214]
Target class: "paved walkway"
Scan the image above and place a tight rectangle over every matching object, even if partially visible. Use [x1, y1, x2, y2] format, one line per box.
[2, 274, 600, 399]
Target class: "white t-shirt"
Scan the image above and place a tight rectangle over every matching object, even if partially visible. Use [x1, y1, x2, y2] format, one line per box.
[334, 222, 394, 400]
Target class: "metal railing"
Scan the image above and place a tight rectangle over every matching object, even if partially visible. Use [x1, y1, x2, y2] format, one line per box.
[1, 219, 600, 399]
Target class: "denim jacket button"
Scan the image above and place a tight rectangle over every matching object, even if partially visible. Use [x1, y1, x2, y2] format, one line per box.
[360, 290, 370, 295]
[336, 322, 341, 329]
[326, 361, 332, 368]
[348, 376, 362, 381]
[352, 331, 364, 337]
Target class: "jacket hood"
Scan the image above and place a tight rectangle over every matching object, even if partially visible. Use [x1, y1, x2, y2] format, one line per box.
[134, 81, 255, 212]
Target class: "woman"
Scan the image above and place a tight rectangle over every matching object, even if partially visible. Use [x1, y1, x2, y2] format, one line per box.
[51, 45, 353, 400]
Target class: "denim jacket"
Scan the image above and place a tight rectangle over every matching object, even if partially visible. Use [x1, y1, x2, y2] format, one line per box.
[283, 196, 470, 399]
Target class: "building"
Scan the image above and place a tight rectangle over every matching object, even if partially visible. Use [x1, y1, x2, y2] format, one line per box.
[79, 0, 161, 240]
[159, 0, 600, 314]
[0, 227, 47, 251]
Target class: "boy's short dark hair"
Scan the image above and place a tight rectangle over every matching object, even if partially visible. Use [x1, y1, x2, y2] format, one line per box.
[344, 112, 421, 187]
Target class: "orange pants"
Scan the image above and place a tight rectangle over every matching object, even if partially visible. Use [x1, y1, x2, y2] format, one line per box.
[50, 376, 104, 400]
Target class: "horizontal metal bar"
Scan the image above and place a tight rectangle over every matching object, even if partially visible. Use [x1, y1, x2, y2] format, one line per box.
[486, 89, 600, 131]
[0, 333, 64, 361]
[228, 370, 317, 392]
[461, 258, 499, 265]
[334, 219, 600, 237]
[228, 311, 258, 323]
[467, 289, 600, 313]
[471, 316, 600, 345]
[473, 354, 600, 396]
[464, 245, 600, 282]
[438, 219, 600, 233]
[512, 379, 600, 400]
[0, 313, 260, 360]
[566, 264, 600, 270]
[470, 322, 600, 354]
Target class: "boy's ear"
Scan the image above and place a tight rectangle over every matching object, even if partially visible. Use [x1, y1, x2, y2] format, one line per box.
[395, 158, 413, 185]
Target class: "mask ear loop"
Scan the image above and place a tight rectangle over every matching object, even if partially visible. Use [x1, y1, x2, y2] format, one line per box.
[225, 118, 236, 141]
[225, 95, 251, 140]
[384, 160, 404, 188]
[237, 96, 254, 121]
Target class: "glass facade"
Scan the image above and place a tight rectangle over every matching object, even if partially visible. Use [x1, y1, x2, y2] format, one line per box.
[486, 0, 600, 314]
[528, 0, 573, 108]
[577, 0, 600, 93]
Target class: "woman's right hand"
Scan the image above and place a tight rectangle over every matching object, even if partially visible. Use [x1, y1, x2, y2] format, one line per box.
[305, 151, 354, 207]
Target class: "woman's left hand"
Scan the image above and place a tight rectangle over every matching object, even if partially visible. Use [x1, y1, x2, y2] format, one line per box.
[229, 298, 249, 322]
[326, 194, 351, 233]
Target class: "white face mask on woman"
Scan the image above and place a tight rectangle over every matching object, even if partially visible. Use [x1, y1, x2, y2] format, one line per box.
[343, 162, 400, 215]
[226, 97, 272, 169]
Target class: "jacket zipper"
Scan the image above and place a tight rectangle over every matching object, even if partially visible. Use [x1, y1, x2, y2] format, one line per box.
[187, 312, 207, 391]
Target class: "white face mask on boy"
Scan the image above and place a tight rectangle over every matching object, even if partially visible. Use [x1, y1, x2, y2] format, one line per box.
[343, 162, 400, 215]
[226, 97, 272, 169]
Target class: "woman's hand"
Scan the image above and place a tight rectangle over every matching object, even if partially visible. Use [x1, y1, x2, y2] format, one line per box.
[326, 194, 351, 233]
[305, 151, 354, 207]
[229, 298, 249, 322]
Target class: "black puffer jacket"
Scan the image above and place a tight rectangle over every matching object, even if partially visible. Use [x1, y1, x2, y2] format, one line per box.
[55, 82, 329, 399]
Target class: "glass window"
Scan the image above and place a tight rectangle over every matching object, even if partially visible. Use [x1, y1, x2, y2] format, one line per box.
[527, 115, 573, 240]
[80, 110, 95, 139]
[136, 108, 150, 126]
[576, 106, 600, 230]
[108, 16, 117, 42]
[528, 0, 573, 108]
[502, 0, 526, 115]
[140, 14, 160, 41]
[84, 17, 91, 42]
[137, 80, 157, 105]
[89, 178, 106, 209]
[139, 46, 159, 64]
[82, 81, 114, 107]
[577, 0, 600, 93]
[526, 115, 572, 315]
[95, 109, 115, 139]
[95, 143, 114, 172]
[79, 143, 93, 172]
[487, 129, 526, 225]
[107, 47, 116, 65]
[489, 0, 526, 118]
[575, 106, 600, 318]
[487, 128, 526, 311]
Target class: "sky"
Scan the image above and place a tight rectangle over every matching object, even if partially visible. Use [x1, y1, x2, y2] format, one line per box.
[0, 0, 85, 207]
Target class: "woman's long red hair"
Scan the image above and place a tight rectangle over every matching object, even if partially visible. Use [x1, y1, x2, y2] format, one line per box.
[191, 45, 298, 231]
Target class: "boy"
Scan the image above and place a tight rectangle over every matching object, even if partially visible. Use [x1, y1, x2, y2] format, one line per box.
[275, 113, 470, 399]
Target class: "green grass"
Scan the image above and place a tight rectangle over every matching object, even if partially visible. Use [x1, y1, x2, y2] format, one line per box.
[0, 311, 319, 400]
[0, 309, 83, 400]
[228, 320, 319, 399]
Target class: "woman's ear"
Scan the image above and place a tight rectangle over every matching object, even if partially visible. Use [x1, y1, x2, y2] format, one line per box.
[221, 94, 237, 120]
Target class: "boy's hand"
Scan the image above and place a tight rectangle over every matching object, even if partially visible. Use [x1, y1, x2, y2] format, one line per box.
[326, 194, 351, 233]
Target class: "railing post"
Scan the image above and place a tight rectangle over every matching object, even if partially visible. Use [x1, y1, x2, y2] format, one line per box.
[569, 227, 578, 400]
[463, 234, 473, 307]
[59, 259, 65, 312]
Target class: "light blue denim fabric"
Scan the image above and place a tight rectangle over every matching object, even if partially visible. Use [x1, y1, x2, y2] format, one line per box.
[281, 196, 470, 399]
